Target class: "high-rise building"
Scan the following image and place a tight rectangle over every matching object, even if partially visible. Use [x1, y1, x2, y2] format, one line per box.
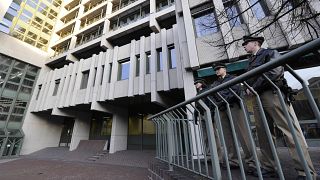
[0, 0, 319, 158]
[0, 0, 62, 51]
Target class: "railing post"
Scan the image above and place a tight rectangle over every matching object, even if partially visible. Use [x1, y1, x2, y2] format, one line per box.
[163, 114, 173, 171]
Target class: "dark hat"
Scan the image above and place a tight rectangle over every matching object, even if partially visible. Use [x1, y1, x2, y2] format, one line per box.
[212, 62, 226, 70]
[242, 35, 264, 46]
[194, 78, 207, 85]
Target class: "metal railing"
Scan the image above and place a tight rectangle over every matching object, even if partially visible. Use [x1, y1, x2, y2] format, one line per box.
[149, 38, 320, 180]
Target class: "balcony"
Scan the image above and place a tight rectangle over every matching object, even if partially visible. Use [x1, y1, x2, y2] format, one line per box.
[51, 40, 71, 57]
[56, 23, 75, 41]
[110, 6, 150, 31]
[61, 8, 79, 24]
[111, 0, 139, 13]
[80, 9, 106, 29]
[83, 0, 108, 14]
[75, 25, 103, 48]
[156, 0, 175, 12]
[64, 0, 81, 11]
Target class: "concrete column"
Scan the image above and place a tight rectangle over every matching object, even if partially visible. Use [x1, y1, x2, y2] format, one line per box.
[39, 71, 53, 111]
[59, 64, 73, 107]
[108, 46, 119, 100]
[109, 107, 128, 154]
[71, 59, 85, 106]
[0, 0, 12, 22]
[69, 112, 91, 151]
[100, 49, 112, 101]
[106, 0, 113, 15]
[128, 40, 136, 97]
[173, 24, 184, 89]
[54, 65, 68, 108]
[267, 0, 304, 46]
[84, 55, 97, 103]
[92, 52, 104, 102]
[161, 29, 170, 91]
[65, 61, 79, 107]
[211, 0, 238, 59]
[34, 67, 50, 111]
[150, 33, 158, 102]
[139, 36, 146, 95]
[180, 0, 200, 69]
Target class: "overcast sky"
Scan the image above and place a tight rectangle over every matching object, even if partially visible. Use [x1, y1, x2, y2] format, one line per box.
[284, 66, 320, 89]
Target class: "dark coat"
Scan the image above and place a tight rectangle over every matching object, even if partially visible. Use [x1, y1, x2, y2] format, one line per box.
[246, 48, 284, 92]
[211, 74, 240, 109]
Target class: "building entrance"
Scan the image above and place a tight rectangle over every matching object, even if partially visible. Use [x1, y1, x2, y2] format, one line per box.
[89, 111, 112, 149]
[59, 118, 74, 147]
[127, 113, 155, 150]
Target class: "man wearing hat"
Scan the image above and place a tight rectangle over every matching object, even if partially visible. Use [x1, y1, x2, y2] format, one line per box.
[243, 35, 316, 179]
[211, 63, 254, 171]
[193, 77, 222, 161]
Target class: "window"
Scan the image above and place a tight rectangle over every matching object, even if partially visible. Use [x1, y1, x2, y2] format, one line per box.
[250, 0, 269, 20]
[52, 79, 60, 96]
[36, 85, 42, 100]
[80, 71, 89, 89]
[146, 52, 151, 74]
[92, 68, 97, 87]
[136, 55, 140, 77]
[108, 63, 112, 83]
[193, 8, 219, 37]
[118, 59, 130, 80]
[168, 45, 176, 69]
[157, 49, 163, 71]
[101, 65, 104, 85]
[224, 2, 243, 27]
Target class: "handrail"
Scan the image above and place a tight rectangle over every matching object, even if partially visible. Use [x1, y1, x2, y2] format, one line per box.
[148, 38, 320, 120]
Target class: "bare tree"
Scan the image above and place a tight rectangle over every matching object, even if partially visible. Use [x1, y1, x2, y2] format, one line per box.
[194, 0, 320, 57]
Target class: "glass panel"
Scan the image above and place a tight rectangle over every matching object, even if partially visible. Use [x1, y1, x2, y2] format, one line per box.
[193, 9, 219, 37]
[27, 65, 39, 74]
[146, 53, 151, 74]
[0, 114, 8, 129]
[80, 71, 89, 89]
[169, 47, 176, 69]
[157, 50, 163, 71]
[22, 79, 34, 87]
[118, 61, 130, 80]
[0, 97, 13, 113]
[0, 64, 10, 72]
[25, 73, 36, 80]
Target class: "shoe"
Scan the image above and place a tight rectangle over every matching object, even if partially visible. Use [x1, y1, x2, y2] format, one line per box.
[253, 168, 279, 178]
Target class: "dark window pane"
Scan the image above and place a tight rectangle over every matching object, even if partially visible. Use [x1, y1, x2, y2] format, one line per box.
[193, 9, 218, 37]
[80, 71, 89, 89]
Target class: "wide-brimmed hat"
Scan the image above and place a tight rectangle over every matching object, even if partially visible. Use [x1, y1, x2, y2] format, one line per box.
[242, 35, 264, 46]
[212, 62, 226, 70]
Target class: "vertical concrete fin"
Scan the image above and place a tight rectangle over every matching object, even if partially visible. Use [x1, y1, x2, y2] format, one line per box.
[71, 59, 84, 106]
[128, 40, 136, 97]
[173, 24, 184, 89]
[108, 46, 119, 100]
[139, 36, 146, 95]
[84, 55, 97, 103]
[161, 29, 170, 91]
[150, 33, 158, 102]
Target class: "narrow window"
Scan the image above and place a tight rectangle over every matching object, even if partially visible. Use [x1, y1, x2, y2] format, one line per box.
[193, 8, 219, 37]
[168, 45, 176, 69]
[118, 59, 130, 80]
[146, 52, 151, 74]
[157, 49, 163, 72]
[136, 55, 140, 77]
[52, 79, 60, 96]
[36, 85, 42, 100]
[80, 71, 89, 89]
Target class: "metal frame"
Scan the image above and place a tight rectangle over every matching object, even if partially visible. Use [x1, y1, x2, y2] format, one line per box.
[149, 38, 320, 179]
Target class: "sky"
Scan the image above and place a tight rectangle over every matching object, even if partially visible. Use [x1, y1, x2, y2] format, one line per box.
[284, 66, 320, 89]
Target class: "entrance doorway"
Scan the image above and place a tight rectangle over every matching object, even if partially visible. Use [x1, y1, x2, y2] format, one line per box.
[127, 113, 156, 150]
[59, 118, 74, 147]
[89, 111, 112, 149]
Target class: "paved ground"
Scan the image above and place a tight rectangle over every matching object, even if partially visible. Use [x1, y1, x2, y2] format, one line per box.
[0, 147, 318, 180]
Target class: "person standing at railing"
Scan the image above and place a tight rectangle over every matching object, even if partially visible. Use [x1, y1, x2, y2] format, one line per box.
[193, 78, 222, 162]
[210, 63, 255, 172]
[242, 35, 316, 179]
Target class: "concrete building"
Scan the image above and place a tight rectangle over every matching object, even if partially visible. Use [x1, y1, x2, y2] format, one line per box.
[0, 0, 62, 51]
[0, 0, 319, 157]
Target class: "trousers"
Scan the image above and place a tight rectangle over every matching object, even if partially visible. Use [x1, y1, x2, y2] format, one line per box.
[253, 90, 316, 177]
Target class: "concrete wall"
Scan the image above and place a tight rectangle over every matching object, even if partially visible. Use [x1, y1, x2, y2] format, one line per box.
[0, 0, 12, 22]
[69, 112, 91, 151]
[31, 27, 184, 112]
[21, 113, 63, 155]
[0, 32, 48, 67]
